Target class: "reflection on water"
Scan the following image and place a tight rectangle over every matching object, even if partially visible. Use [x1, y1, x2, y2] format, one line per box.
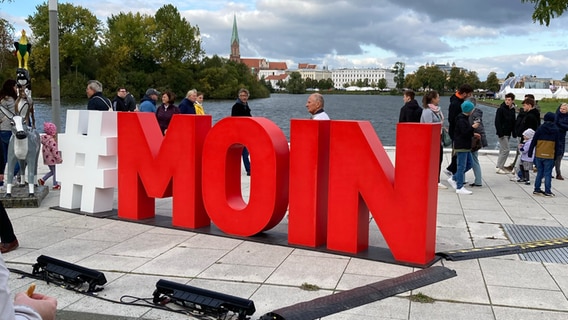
[33, 94, 501, 148]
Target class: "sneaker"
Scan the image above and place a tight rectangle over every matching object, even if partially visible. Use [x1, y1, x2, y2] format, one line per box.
[504, 164, 515, 171]
[447, 177, 457, 189]
[52, 185, 61, 190]
[496, 168, 508, 174]
[38, 178, 45, 186]
[557, 175, 564, 180]
[438, 182, 448, 189]
[442, 168, 453, 178]
[543, 192, 555, 197]
[533, 190, 545, 196]
[516, 178, 526, 183]
[525, 181, 531, 185]
[469, 183, 482, 187]
[456, 187, 473, 195]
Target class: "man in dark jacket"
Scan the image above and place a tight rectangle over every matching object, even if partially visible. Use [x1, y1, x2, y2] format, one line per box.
[444, 84, 473, 176]
[86, 80, 112, 111]
[398, 89, 422, 123]
[494, 92, 517, 174]
[528, 112, 561, 197]
[231, 88, 252, 175]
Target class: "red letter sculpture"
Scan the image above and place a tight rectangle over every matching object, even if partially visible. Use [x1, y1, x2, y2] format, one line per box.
[202, 117, 289, 236]
[117, 113, 211, 228]
[326, 122, 440, 265]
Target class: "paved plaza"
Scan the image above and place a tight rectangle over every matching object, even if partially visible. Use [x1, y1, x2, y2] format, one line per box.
[3, 149, 568, 320]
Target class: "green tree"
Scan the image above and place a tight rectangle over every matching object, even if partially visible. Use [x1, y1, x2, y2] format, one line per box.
[447, 67, 467, 92]
[563, 73, 568, 82]
[286, 72, 306, 94]
[506, 72, 515, 79]
[0, 18, 15, 79]
[377, 78, 387, 90]
[392, 62, 405, 90]
[415, 65, 446, 92]
[154, 5, 204, 65]
[465, 71, 481, 90]
[485, 72, 500, 92]
[521, 0, 568, 26]
[404, 73, 420, 91]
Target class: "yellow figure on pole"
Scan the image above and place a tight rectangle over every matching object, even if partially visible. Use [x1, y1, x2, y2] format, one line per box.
[14, 30, 32, 70]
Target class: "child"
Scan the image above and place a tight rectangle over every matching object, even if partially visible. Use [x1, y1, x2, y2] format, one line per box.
[448, 100, 480, 195]
[38, 122, 62, 190]
[518, 128, 535, 185]
[528, 112, 561, 197]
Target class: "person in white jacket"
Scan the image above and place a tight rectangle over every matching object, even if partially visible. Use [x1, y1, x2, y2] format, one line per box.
[1, 254, 57, 320]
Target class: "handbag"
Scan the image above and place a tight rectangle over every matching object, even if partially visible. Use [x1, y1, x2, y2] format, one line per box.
[441, 128, 452, 147]
[471, 135, 482, 152]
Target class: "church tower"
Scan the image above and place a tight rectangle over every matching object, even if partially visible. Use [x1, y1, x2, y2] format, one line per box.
[230, 14, 241, 62]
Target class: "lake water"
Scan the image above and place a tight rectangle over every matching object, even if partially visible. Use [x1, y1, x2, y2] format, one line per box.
[32, 94, 502, 148]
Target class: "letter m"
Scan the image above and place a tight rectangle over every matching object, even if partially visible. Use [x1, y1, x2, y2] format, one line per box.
[117, 113, 211, 228]
[327, 122, 440, 265]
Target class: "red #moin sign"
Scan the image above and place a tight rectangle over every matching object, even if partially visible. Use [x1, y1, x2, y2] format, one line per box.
[117, 113, 440, 265]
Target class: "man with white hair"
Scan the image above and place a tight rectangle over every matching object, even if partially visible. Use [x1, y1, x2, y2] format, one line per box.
[86, 80, 112, 111]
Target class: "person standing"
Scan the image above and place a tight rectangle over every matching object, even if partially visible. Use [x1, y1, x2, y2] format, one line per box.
[139, 88, 160, 113]
[231, 88, 252, 176]
[112, 87, 136, 112]
[444, 84, 473, 177]
[554, 103, 568, 180]
[528, 112, 562, 197]
[155, 91, 180, 135]
[0, 79, 16, 187]
[86, 80, 112, 111]
[494, 92, 517, 174]
[420, 90, 446, 189]
[448, 100, 480, 195]
[306, 93, 330, 120]
[179, 89, 198, 114]
[468, 98, 487, 187]
[194, 91, 206, 115]
[518, 129, 535, 184]
[398, 89, 422, 123]
[38, 122, 63, 190]
[0, 201, 18, 253]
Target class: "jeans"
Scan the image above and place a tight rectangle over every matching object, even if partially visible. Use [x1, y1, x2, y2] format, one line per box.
[241, 147, 250, 175]
[455, 151, 473, 189]
[534, 157, 554, 193]
[42, 165, 58, 186]
[471, 150, 482, 185]
[496, 136, 510, 169]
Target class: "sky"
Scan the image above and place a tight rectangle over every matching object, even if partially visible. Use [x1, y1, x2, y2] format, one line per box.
[2, 0, 568, 81]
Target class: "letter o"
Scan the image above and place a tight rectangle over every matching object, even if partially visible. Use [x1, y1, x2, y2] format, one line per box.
[202, 117, 289, 236]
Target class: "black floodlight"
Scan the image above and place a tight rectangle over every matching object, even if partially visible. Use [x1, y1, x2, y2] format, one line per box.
[32, 255, 107, 292]
[153, 279, 255, 320]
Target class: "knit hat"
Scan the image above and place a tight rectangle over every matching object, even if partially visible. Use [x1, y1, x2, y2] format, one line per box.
[145, 88, 160, 96]
[544, 112, 555, 122]
[43, 122, 57, 136]
[522, 128, 535, 140]
[461, 100, 474, 113]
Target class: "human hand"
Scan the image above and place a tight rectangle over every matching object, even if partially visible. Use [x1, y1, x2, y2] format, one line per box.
[474, 133, 481, 138]
[472, 122, 480, 129]
[14, 291, 57, 320]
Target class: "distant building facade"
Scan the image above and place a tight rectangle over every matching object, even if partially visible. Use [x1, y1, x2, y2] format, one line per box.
[331, 68, 395, 89]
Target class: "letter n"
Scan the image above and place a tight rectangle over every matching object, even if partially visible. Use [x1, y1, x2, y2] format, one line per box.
[117, 113, 211, 228]
[327, 122, 439, 265]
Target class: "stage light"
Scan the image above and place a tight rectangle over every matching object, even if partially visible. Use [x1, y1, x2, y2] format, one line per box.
[32, 255, 107, 292]
[153, 279, 256, 319]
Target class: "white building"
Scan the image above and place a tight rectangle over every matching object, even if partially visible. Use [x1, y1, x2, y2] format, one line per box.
[331, 68, 395, 89]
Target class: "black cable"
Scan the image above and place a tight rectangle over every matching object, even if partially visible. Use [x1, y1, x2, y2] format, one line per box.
[7, 267, 244, 319]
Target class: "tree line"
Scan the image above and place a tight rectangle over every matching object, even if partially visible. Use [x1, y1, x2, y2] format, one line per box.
[0, 3, 270, 100]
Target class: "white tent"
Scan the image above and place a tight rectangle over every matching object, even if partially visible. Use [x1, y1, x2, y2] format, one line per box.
[553, 87, 568, 99]
[496, 87, 553, 100]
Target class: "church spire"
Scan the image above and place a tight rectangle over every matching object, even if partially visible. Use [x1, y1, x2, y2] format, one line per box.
[230, 14, 240, 62]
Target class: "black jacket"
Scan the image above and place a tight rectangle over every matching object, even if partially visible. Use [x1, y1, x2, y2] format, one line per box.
[231, 100, 251, 117]
[87, 92, 112, 111]
[494, 102, 516, 138]
[521, 108, 540, 132]
[398, 99, 422, 123]
[447, 94, 464, 140]
[454, 113, 475, 150]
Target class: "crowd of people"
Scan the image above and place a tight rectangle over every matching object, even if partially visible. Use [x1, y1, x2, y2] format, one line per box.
[400, 85, 568, 196]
